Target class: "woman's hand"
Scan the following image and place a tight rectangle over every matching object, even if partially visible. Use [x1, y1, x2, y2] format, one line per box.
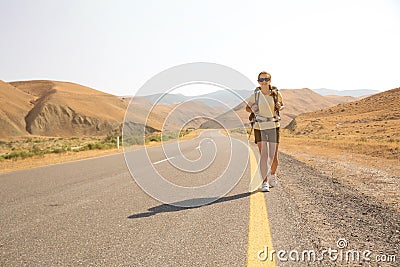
[275, 102, 284, 110]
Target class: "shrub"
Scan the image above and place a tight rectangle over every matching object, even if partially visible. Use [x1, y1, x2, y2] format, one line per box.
[2, 151, 35, 160]
[52, 148, 66, 154]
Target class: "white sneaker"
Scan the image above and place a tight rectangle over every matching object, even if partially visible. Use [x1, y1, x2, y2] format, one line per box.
[261, 182, 270, 192]
[269, 174, 278, 188]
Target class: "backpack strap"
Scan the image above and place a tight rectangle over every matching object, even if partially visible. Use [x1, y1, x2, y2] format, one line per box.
[248, 87, 261, 125]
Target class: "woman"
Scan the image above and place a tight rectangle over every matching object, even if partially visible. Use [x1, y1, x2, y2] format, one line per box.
[246, 71, 284, 192]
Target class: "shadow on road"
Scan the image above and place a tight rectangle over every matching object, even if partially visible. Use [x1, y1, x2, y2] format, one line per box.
[127, 191, 256, 219]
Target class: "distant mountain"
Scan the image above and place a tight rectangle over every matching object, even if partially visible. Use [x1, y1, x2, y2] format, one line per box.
[143, 90, 253, 109]
[198, 90, 253, 108]
[311, 88, 379, 97]
[141, 93, 189, 105]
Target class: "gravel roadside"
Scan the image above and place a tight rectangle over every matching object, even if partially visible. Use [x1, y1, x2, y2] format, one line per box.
[266, 152, 399, 267]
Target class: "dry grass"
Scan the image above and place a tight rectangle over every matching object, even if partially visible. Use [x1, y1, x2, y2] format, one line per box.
[0, 130, 203, 173]
[0, 135, 122, 173]
[282, 132, 400, 160]
[0, 148, 121, 173]
[280, 134, 400, 175]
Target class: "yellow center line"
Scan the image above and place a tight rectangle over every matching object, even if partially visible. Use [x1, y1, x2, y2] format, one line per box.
[247, 146, 276, 266]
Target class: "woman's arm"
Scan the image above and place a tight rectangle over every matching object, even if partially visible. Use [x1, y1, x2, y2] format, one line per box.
[246, 104, 253, 113]
[245, 94, 256, 113]
[276, 91, 285, 110]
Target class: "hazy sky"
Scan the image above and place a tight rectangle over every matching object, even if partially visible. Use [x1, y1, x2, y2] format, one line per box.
[1, 0, 399, 96]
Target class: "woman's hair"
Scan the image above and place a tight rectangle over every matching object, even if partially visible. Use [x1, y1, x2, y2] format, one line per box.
[258, 71, 271, 80]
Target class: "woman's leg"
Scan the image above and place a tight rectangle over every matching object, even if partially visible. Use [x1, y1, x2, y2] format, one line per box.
[257, 141, 269, 183]
[270, 143, 279, 175]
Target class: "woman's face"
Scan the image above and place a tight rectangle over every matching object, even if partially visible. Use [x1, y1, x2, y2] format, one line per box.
[258, 74, 271, 86]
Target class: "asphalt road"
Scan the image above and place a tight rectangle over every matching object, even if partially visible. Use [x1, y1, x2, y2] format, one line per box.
[1, 130, 398, 266]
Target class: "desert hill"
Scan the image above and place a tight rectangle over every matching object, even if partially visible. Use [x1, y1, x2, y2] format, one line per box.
[279, 88, 355, 125]
[2, 80, 127, 138]
[0, 80, 227, 140]
[200, 88, 355, 129]
[286, 87, 400, 142]
[0, 81, 35, 138]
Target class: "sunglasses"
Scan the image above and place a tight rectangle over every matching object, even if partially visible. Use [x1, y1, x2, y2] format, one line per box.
[258, 77, 270, 82]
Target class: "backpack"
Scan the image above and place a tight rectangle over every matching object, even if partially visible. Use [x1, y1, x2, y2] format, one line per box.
[248, 86, 280, 124]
